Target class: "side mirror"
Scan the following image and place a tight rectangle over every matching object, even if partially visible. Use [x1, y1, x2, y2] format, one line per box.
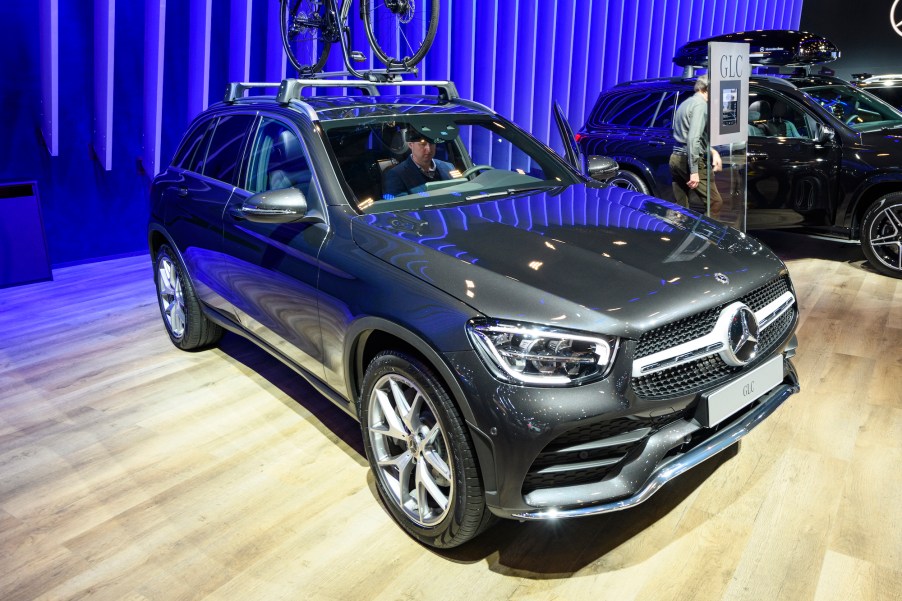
[815, 124, 836, 144]
[586, 155, 619, 181]
[234, 187, 313, 224]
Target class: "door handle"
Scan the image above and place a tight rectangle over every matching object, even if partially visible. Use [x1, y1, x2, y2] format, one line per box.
[176, 187, 189, 197]
[747, 151, 769, 159]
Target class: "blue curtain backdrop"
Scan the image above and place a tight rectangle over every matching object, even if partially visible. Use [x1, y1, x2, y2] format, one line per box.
[0, 0, 803, 266]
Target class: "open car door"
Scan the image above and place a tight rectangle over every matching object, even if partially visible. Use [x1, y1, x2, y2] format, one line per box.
[552, 100, 581, 171]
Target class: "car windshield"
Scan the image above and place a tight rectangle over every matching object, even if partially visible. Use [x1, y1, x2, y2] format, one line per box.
[862, 85, 902, 111]
[322, 114, 580, 214]
[800, 84, 902, 131]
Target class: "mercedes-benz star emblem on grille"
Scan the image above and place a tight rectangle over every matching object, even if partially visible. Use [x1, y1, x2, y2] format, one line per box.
[720, 304, 760, 366]
[714, 272, 730, 285]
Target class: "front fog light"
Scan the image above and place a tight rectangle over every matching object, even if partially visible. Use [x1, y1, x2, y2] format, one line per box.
[467, 320, 617, 386]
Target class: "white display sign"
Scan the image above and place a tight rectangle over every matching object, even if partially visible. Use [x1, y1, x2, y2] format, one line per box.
[709, 41, 750, 146]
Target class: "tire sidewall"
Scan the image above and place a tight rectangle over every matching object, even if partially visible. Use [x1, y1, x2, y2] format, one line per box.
[861, 193, 902, 278]
[358, 351, 476, 548]
[154, 244, 211, 350]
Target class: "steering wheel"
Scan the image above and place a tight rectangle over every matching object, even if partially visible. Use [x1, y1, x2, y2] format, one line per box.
[461, 164, 494, 179]
[845, 114, 860, 125]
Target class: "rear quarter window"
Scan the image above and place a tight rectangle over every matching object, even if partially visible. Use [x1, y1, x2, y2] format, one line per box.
[172, 120, 214, 172]
[599, 92, 663, 127]
[203, 114, 256, 185]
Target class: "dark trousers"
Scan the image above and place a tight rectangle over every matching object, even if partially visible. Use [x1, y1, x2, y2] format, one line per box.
[669, 153, 723, 218]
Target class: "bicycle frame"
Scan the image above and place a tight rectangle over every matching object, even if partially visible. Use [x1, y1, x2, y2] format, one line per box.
[299, 0, 418, 82]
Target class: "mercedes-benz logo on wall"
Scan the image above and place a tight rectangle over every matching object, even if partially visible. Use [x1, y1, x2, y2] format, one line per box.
[720, 304, 760, 366]
[893, 0, 902, 37]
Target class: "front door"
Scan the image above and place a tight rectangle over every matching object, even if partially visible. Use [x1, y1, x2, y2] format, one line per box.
[221, 116, 329, 381]
[745, 89, 840, 228]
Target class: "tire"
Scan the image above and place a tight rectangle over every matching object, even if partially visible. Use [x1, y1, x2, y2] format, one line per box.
[281, 0, 332, 75]
[359, 350, 493, 548]
[607, 169, 651, 194]
[361, 0, 439, 69]
[154, 244, 223, 350]
[860, 192, 902, 278]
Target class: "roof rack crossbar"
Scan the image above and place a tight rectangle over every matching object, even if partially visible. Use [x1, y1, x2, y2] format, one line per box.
[274, 78, 459, 105]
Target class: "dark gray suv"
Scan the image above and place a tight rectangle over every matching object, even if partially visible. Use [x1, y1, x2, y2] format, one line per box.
[148, 78, 800, 548]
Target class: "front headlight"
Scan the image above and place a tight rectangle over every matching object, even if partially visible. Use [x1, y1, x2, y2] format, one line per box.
[466, 320, 618, 386]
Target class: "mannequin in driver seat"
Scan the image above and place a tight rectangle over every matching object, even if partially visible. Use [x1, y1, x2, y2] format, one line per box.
[382, 126, 456, 197]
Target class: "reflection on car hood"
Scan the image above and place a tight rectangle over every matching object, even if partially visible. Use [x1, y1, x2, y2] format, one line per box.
[350, 185, 787, 338]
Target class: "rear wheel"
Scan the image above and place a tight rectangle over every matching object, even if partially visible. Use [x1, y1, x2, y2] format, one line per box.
[281, 0, 332, 75]
[359, 350, 493, 548]
[861, 192, 902, 278]
[607, 169, 650, 194]
[154, 244, 223, 350]
[361, 0, 439, 69]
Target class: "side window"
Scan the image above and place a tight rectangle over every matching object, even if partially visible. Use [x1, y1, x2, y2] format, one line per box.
[651, 91, 680, 129]
[748, 92, 810, 139]
[173, 120, 213, 172]
[203, 114, 254, 185]
[245, 118, 313, 198]
[602, 92, 662, 127]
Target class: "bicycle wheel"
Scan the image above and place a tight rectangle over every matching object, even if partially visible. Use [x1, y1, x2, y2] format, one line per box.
[280, 0, 332, 75]
[361, 0, 439, 69]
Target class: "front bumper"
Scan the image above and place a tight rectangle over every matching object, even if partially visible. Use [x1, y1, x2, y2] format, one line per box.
[447, 346, 799, 520]
[512, 367, 798, 519]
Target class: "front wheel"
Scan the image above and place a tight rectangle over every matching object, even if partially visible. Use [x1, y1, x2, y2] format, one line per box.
[861, 192, 902, 278]
[281, 0, 332, 75]
[361, 0, 439, 69]
[359, 351, 493, 548]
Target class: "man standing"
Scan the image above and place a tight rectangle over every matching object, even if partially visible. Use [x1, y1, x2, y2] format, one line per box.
[669, 75, 723, 218]
[383, 126, 457, 197]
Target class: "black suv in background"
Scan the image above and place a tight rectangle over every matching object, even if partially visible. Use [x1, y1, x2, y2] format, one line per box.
[579, 39, 902, 279]
[149, 78, 800, 549]
[854, 74, 902, 111]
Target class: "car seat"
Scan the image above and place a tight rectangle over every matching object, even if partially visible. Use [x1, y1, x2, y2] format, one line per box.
[769, 101, 801, 137]
[748, 100, 771, 137]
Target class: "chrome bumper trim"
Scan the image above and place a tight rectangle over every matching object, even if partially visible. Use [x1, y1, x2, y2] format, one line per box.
[511, 379, 799, 520]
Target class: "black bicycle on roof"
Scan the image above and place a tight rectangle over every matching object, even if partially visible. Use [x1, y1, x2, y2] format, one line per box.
[280, 0, 439, 77]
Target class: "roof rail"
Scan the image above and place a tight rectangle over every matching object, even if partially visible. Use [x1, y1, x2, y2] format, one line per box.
[224, 78, 460, 105]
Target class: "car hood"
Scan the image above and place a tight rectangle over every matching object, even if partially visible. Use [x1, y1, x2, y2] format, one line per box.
[350, 185, 787, 339]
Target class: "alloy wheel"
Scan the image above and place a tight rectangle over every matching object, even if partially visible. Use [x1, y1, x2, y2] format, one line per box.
[367, 373, 453, 527]
[157, 256, 186, 339]
[866, 203, 902, 273]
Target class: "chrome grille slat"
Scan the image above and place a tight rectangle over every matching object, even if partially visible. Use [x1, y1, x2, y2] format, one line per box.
[631, 276, 795, 400]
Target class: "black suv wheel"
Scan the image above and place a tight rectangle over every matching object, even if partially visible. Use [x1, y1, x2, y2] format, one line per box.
[861, 193, 902, 278]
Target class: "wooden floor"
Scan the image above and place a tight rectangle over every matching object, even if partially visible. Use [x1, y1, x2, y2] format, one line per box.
[1, 232, 900, 601]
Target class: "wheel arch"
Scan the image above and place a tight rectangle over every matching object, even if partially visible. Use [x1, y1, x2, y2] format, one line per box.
[606, 156, 656, 191]
[344, 317, 475, 423]
[345, 317, 499, 492]
[847, 177, 902, 237]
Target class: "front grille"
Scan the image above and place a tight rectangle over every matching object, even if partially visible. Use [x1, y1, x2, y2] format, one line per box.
[632, 276, 795, 400]
[636, 275, 791, 359]
[522, 412, 688, 494]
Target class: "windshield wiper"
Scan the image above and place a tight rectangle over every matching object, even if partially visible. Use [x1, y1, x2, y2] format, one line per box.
[465, 186, 552, 201]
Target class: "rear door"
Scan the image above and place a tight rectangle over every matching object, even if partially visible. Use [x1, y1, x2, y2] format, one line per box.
[745, 87, 840, 228]
[163, 113, 256, 315]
